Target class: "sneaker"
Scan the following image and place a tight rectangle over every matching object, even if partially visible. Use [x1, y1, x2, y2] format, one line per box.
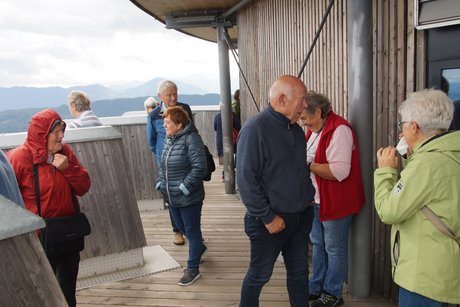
[311, 293, 344, 307]
[309, 293, 321, 301]
[173, 232, 185, 245]
[178, 268, 200, 286]
[200, 242, 208, 263]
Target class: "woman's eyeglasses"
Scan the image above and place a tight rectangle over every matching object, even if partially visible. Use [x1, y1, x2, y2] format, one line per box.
[397, 121, 408, 130]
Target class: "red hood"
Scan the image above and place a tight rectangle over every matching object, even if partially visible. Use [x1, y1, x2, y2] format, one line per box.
[25, 109, 65, 164]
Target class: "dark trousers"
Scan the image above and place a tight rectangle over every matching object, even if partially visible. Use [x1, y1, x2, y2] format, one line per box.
[48, 252, 80, 307]
[168, 206, 181, 233]
[164, 199, 180, 233]
[240, 207, 313, 307]
[169, 202, 204, 269]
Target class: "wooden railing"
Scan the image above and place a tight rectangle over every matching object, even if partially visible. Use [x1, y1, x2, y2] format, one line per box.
[0, 195, 67, 306]
[0, 126, 147, 260]
[0, 107, 219, 262]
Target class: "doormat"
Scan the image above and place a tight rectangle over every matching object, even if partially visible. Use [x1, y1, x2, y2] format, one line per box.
[77, 245, 181, 290]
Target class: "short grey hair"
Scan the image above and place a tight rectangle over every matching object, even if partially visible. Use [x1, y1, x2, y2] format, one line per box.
[144, 97, 158, 109]
[305, 91, 331, 118]
[157, 80, 177, 95]
[399, 89, 453, 134]
[67, 91, 91, 112]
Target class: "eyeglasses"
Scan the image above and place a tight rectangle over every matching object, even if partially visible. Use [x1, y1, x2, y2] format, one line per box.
[397, 121, 408, 130]
[49, 120, 65, 133]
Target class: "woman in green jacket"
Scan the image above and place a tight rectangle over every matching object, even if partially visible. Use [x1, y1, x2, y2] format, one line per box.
[374, 89, 460, 307]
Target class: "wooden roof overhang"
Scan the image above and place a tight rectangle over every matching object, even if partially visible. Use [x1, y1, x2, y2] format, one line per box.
[129, 0, 248, 44]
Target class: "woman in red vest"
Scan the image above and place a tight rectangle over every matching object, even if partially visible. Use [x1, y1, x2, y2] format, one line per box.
[300, 92, 365, 307]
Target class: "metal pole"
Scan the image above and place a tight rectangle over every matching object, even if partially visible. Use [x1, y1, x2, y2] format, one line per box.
[217, 25, 235, 194]
[347, 0, 373, 299]
[221, 0, 251, 18]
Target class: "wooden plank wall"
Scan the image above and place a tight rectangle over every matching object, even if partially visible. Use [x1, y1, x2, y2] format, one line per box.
[237, 0, 348, 123]
[70, 137, 147, 259]
[372, 0, 425, 302]
[193, 110, 219, 153]
[108, 110, 219, 201]
[115, 124, 161, 200]
[0, 232, 67, 306]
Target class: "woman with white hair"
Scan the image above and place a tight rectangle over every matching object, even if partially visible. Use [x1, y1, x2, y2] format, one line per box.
[375, 89, 460, 306]
[144, 96, 158, 114]
[67, 90, 102, 128]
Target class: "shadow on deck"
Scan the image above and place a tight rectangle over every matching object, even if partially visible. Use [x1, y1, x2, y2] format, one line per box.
[76, 164, 396, 307]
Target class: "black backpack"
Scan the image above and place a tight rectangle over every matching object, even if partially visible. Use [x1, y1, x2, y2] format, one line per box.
[203, 145, 216, 181]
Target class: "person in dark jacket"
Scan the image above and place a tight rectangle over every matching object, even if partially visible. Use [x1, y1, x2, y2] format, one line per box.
[0, 149, 24, 207]
[214, 104, 241, 171]
[147, 80, 195, 246]
[7, 109, 91, 307]
[156, 106, 208, 286]
[236, 75, 315, 307]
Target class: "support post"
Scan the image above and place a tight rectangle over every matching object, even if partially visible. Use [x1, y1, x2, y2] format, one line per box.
[347, 0, 373, 298]
[217, 25, 235, 194]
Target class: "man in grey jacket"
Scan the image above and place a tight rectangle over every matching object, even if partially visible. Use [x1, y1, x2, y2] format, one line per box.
[237, 75, 315, 307]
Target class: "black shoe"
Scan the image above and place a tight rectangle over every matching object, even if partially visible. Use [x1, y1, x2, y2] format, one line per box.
[200, 242, 208, 263]
[311, 293, 344, 307]
[309, 293, 321, 301]
[178, 268, 200, 286]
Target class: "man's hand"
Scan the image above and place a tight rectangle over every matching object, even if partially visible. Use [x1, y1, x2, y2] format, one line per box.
[376, 146, 399, 169]
[265, 214, 285, 234]
[52, 153, 69, 171]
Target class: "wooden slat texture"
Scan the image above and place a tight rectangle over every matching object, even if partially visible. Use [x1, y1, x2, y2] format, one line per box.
[1, 232, 67, 307]
[69, 137, 147, 259]
[237, 0, 349, 124]
[115, 124, 161, 200]
[372, 0, 426, 302]
[109, 110, 219, 203]
[76, 164, 396, 307]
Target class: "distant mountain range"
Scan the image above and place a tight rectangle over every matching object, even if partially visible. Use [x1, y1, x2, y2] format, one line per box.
[0, 77, 210, 112]
[0, 94, 220, 133]
[0, 77, 221, 133]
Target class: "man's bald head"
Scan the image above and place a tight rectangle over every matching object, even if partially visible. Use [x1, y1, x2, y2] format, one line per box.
[269, 75, 308, 123]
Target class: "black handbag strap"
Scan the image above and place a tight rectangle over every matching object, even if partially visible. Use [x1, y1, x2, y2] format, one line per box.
[33, 164, 42, 217]
[33, 164, 80, 217]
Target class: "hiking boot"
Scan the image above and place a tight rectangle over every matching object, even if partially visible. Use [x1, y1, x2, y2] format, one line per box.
[178, 268, 200, 286]
[311, 293, 344, 307]
[173, 232, 185, 245]
[200, 242, 208, 263]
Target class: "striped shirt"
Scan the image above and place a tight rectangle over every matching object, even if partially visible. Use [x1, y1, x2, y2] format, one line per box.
[67, 110, 103, 128]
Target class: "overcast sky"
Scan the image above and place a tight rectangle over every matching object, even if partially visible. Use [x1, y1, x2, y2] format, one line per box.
[0, 0, 239, 93]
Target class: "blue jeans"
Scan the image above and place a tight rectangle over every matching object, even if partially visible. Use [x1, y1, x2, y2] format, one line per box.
[240, 207, 313, 307]
[309, 204, 353, 298]
[168, 207, 180, 233]
[169, 203, 204, 269]
[398, 287, 448, 307]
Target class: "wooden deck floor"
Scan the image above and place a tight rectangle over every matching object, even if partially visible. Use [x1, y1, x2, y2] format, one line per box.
[76, 166, 396, 307]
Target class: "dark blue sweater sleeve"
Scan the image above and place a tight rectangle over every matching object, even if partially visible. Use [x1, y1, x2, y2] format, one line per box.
[236, 121, 276, 224]
[146, 114, 156, 154]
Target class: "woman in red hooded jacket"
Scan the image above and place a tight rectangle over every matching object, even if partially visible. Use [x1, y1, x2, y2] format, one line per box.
[7, 108, 91, 307]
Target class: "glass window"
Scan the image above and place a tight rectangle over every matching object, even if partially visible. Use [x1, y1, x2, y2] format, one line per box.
[442, 68, 460, 100]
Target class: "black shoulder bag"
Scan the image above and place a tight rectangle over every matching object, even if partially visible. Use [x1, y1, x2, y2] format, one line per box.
[34, 164, 91, 258]
[184, 132, 215, 181]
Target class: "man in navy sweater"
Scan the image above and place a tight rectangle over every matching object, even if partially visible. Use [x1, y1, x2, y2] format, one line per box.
[237, 75, 315, 307]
